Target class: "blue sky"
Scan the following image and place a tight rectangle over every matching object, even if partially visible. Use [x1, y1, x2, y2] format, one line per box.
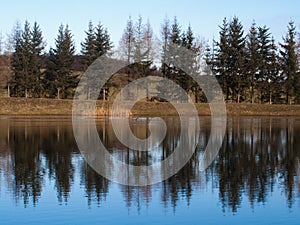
[0, 0, 299, 52]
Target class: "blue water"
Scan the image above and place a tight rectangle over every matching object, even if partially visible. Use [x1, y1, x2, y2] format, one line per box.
[0, 117, 299, 224]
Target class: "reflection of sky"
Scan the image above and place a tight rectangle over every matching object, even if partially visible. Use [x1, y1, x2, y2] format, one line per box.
[1, 160, 300, 225]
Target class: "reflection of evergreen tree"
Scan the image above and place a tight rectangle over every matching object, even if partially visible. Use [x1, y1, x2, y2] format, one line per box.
[215, 118, 300, 212]
[41, 125, 77, 203]
[8, 124, 44, 206]
[80, 162, 110, 206]
[1, 118, 300, 211]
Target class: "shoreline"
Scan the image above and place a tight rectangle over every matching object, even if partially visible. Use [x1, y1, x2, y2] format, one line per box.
[0, 97, 300, 117]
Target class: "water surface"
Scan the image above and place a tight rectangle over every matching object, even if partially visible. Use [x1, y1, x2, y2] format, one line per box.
[0, 117, 299, 224]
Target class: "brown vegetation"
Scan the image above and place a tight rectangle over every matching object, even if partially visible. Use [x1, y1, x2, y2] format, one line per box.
[0, 97, 299, 117]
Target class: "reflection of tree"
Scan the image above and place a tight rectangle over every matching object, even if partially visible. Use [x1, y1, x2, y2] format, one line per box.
[215, 118, 300, 212]
[0, 117, 299, 212]
[8, 123, 44, 206]
[80, 162, 110, 206]
[41, 124, 77, 203]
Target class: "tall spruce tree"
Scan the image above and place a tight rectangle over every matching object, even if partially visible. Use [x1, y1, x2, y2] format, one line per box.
[12, 21, 32, 97]
[11, 21, 45, 97]
[45, 24, 76, 99]
[164, 17, 182, 84]
[266, 38, 280, 104]
[30, 22, 45, 97]
[81, 21, 112, 69]
[227, 17, 246, 103]
[280, 21, 298, 104]
[215, 18, 231, 101]
[11, 22, 24, 97]
[81, 21, 97, 69]
[94, 22, 112, 57]
[245, 22, 259, 103]
[180, 24, 197, 95]
[256, 26, 272, 103]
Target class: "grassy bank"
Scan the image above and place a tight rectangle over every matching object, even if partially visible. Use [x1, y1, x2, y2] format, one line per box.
[0, 97, 300, 117]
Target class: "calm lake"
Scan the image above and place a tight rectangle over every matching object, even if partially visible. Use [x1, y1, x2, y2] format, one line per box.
[0, 117, 300, 224]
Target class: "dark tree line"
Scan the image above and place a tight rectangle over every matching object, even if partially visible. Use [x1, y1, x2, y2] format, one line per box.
[1, 17, 299, 103]
[8, 21, 112, 99]
[206, 17, 300, 104]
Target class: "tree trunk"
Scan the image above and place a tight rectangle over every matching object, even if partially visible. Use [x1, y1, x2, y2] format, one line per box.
[237, 87, 240, 103]
[57, 88, 60, 99]
[25, 89, 28, 98]
[251, 85, 254, 104]
[7, 84, 10, 97]
[103, 89, 106, 101]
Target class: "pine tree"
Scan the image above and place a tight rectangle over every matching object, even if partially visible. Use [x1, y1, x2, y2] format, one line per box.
[180, 24, 196, 94]
[81, 21, 97, 69]
[227, 17, 246, 103]
[280, 21, 298, 104]
[256, 26, 272, 103]
[11, 21, 45, 98]
[94, 21, 112, 58]
[30, 22, 45, 97]
[164, 17, 182, 85]
[94, 22, 112, 101]
[215, 18, 231, 101]
[11, 22, 23, 96]
[266, 38, 280, 104]
[245, 22, 259, 103]
[11, 21, 31, 97]
[81, 21, 112, 70]
[45, 24, 76, 99]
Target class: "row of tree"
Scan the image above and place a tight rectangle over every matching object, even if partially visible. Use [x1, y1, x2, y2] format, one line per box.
[206, 17, 300, 104]
[4, 21, 112, 99]
[0, 16, 299, 103]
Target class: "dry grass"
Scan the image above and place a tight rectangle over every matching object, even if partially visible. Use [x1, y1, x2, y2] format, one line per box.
[0, 97, 299, 117]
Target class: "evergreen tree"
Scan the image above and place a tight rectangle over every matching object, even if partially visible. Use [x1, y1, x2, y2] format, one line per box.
[215, 18, 231, 101]
[266, 38, 280, 104]
[94, 22, 112, 57]
[12, 21, 31, 97]
[30, 22, 45, 97]
[94, 22, 112, 101]
[245, 22, 259, 103]
[11, 22, 24, 97]
[227, 17, 246, 103]
[164, 17, 182, 85]
[280, 21, 298, 104]
[45, 24, 76, 99]
[81, 21, 97, 69]
[256, 26, 272, 103]
[81, 21, 112, 70]
[180, 24, 197, 94]
[11, 21, 45, 97]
